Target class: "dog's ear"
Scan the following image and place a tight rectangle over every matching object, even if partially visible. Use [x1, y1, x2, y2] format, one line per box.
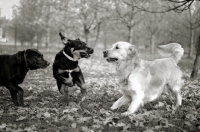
[59, 32, 65, 40]
[67, 39, 74, 47]
[26, 49, 36, 65]
[67, 39, 73, 43]
[128, 45, 137, 58]
[59, 32, 68, 45]
[76, 38, 81, 41]
[16, 51, 24, 63]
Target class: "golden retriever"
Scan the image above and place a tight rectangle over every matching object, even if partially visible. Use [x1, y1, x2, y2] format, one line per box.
[103, 42, 184, 116]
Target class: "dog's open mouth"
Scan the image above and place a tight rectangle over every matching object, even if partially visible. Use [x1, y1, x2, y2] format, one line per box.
[106, 58, 118, 62]
[80, 52, 90, 58]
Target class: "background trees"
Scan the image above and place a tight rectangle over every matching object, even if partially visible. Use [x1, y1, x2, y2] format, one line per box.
[0, 0, 200, 55]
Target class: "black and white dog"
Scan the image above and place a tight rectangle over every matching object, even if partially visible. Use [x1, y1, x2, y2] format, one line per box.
[53, 32, 93, 104]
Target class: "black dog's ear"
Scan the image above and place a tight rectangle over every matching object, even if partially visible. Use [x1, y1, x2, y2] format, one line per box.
[25, 49, 36, 65]
[16, 51, 25, 63]
[66, 39, 73, 47]
[76, 38, 81, 41]
[67, 39, 73, 42]
[59, 32, 65, 40]
[59, 32, 68, 45]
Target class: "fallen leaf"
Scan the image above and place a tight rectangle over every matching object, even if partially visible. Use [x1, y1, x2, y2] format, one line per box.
[71, 123, 76, 128]
[0, 123, 6, 129]
[43, 112, 50, 118]
[16, 116, 27, 121]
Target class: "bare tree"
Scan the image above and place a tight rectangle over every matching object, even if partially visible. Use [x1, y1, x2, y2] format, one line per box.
[113, 0, 142, 44]
[126, 0, 199, 13]
[191, 36, 200, 78]
[73, 0, 96, 44]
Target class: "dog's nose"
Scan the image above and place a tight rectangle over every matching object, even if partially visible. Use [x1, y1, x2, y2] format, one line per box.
[103, 51, 108, 57]
[89, 48, 94, 53]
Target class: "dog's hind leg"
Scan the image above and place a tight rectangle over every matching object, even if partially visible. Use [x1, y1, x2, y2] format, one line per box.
[111, 95, 131, 110]
[57, 81, 69, 105]
[167, 84, 182, 107]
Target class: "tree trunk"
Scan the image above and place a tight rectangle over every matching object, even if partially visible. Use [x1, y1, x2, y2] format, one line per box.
[188, 29, 194, 58]
[84, 24, 89, 44]
[104, 31, 107, 50]
[128, 26, 133, 44]
[188, 7, 193, 58]
[93, 22, 101, 47]
[46, 27, 50, 50]
[14, 23, 17, 49]
[37, 33, 40, 49]
[170, 30, 174, 43]
[30, 40, 33, 47]
[191, 36, 200, 78]
[150, 34, 155, 54]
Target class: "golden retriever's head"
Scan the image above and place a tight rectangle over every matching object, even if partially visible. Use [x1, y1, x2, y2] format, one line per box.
[103, 42, 137, 63]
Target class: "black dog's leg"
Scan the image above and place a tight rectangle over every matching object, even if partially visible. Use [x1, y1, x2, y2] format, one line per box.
[57, 81, 69, 105]
[9, 90, 19, 106]
[6, 83, 25, 106]
[74, 70, 86, 96]
[18, 87, 25, 106]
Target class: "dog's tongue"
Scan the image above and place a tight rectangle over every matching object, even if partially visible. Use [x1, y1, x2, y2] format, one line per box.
[107, 58, 118, 62]
[80, 52, 90, 58]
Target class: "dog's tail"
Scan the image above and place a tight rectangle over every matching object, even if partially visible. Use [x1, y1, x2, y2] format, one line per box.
[59, 32, 67, 44]
[157, 43, 184, 63]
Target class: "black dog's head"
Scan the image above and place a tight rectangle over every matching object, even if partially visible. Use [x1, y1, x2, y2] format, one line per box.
[59, 32, 93, 60]
[25, 49, 50, 70]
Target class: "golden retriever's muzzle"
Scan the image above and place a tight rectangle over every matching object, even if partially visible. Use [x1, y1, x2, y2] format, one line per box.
[103, 50, 118, 62]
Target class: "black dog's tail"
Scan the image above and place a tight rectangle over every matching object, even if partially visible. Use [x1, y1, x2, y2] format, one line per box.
[59, 32, 67, 44]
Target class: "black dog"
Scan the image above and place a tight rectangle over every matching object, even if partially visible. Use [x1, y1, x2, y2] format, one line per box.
[53, 32, 93, 104]
[0, 49, 50, 106]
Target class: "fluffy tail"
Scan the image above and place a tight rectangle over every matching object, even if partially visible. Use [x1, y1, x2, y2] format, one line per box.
[157, 43, 184, 63]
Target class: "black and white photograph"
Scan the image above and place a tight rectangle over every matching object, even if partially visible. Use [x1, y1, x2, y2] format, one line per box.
[0, 0, 200, 131]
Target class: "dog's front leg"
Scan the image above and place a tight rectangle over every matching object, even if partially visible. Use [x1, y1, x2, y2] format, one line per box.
[122, 90, 144, 116]
[6, 83, 25, 106]
[76, 82, 87, 96]
[17, 87, 25, 106]
[9, 90, 19, 106]
[75, 71, 87, 96]
[111, 95, 131, 110]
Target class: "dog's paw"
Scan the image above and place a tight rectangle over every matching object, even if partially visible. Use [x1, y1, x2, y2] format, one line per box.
[20, 103, 29, 107]
[81, 89, 87, 96]
[111, 104, 118, 110]
[121, 112, 131, 116]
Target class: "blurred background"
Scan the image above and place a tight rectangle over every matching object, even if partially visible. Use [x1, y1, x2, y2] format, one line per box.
[0, 0, 200, 70]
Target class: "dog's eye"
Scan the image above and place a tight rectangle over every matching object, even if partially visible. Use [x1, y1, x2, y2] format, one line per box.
[37, 57, 43, 60]
[116, 46, 119, 49]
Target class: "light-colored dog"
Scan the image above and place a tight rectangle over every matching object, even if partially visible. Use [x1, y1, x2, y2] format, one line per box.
[103, 42, 184, 116]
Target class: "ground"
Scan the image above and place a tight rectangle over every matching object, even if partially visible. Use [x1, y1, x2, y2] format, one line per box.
[0, 45, 200, 132]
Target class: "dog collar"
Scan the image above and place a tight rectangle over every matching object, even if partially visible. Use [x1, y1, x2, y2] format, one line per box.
[63, 51, 77, 61]
[58, 67, 80, 74]
[24, 52, 30, 70]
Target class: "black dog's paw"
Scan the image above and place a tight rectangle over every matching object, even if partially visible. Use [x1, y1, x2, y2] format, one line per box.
[19, 103, 29, 107]
[81, 89, 87, 96]
[13, 102, 20, 106]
